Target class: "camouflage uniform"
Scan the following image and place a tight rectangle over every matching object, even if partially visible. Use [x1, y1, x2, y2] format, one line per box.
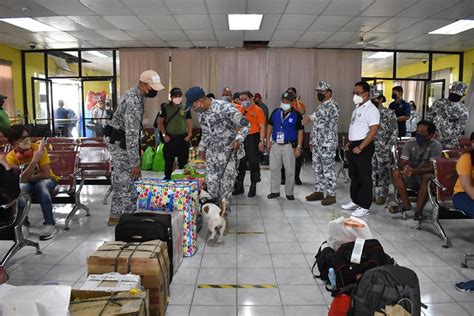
[426, 82, 469, 148]
[198, 99, 249, 213]
[107, 85, 144, 218]
[309, 81, 339, 196]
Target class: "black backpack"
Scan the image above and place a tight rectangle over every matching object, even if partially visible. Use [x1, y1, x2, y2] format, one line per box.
[350, 265, 425, 316]
[311, 241, 335, 282]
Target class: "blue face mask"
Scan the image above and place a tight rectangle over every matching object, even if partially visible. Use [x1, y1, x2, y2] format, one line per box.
[222, 96, 231, 102]
[241, 100, 251, 107]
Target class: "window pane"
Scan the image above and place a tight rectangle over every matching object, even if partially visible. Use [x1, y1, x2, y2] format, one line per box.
[432, 53, 460, 97]
[81, 50, 114, 77]
[362, 51, 394, 78]
[395, 52, 429, 79]
[47, 51, 80, 77]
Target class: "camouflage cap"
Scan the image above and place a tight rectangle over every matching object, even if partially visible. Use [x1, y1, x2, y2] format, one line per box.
[369, 85, 383, 99]
[450, 81, 468, 96]
[315, 81, 332, 91]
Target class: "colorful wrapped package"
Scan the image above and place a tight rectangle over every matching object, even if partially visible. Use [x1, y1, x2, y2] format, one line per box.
[135, 179, 200, 257]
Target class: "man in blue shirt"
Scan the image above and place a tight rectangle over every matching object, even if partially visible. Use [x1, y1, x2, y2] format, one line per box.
[266, 91, 303, 200]
[388, 86, 411, 138]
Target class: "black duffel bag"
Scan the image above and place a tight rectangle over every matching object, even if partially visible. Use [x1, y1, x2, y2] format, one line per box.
[311, 241, 335, 283]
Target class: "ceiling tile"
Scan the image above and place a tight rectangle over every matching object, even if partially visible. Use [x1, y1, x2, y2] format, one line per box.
[268, 40, 297, 47]
[141, 39, 168, 47]
[431, 0, 474, 19]
[140, 15, 181, 30]
[322, 0, 373, 16]
[38, 31, 78, 42]
[299, 31, 334, 42]
[285, 0, 331, 14]
[374, 17, 420, 32]
[277, 14, 316, 31]
[115, 40, 142, 47]
[68, 16, 118, 30]
[366, 32, 418, 44]
[325, 31, 359, 42]
[79, 0, 132, 15]
[126, 30, 161, 41]
[361, 0, 418, 17]
[0, 21, 33, 34]
[86, 39, 117, 47]
[97, 30, 134, 41]
[175, 15, 213, 31]
[35, 17, 88, 31]
[164, 0, 207, 14]
[205, 0, 245, 14]
[260, 14, 282, 32]
[2, 0, 58, 17]
[317, 42, 345, 48]
[185, 30, 216, 41]
[217, 40, 243, 47]
[271, 30, 304, 41]
[339, 17, 387, 32]
[121, 0, 170, 16]
[47, 42, 82, 49]
[0, 33, 29, 45]
[399, 19, 456, 34]
[166, 40, 193, 47]
[192, 40, 218, 47]
[308, 16, 352, 31]
[210, 15, 228, 31]
[247, 0, 288, 14]
[69, 30, 109, 41]
[154, 30, 188, 41]
[104, 16, 149, 31]
[293, 41, 319, 48]
[244, 30, 274, 41]
[396, 0, 463, 18]
[0, 5, 24, 18]
[215, 31, 243, 41]
[36, 0, 95, 15]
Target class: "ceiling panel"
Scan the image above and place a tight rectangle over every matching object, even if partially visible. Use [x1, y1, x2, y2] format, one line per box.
[115, 40, 142, 47]
[317, 42, 346, 48]
[164, 0, 208, 14]
[0, 21, 34, 34]
[370, 32, 419, 44]
[86, 39, 117, 47]
[192, 40, 218, 47]
[215, 31, 244, 41]
[140, 15, 181, 31]
[268, 40, 297, 47]
[339, 17, 387, 33]
[126, 30, 162, 41]
[175, 15, 213, 31]
[285, 0, 331, 14]
[0, 5, 25, 18]
[210, 15, 228, 31]
[104, 16, 149, 31]
[361, 0, 418, 17]
[68, 16, 118, 30]
[154, 30, 188, 41]
[38, 31, 78, 42]
[308, 16, 352, 31]
[36, 0, 95, 16]
[79, 0, 132, 15]
[185, 31, 216, 41]
[396, 0, 463, 18]
[277, 14, 316, 31]
[217, 40, 244, 47]
[206, 0, 246, 14]
[325, 31, 359, 42]
[293, 41, 319, 48]
[399, 19, 456, 34]
[47, 41, 82, 49]
[166, 40, 193, 47]
[121, 0, 170, 16]
[69, 30, 110, 41]
[259, 14, 282, 32]
[35, 17, 88, 31]
[2, 0, 58, 17]
[271, 30, 305, 41]
[373, 17, 420, 33]
[243, 30, 274, 41]
[97, 30, 134, 41]
[299, 31, 334, 42]
[431, 0, 474, 19]
[322, 0, 374, 16]
[140, 39, 168, 47]
[247, 0, 288, 14]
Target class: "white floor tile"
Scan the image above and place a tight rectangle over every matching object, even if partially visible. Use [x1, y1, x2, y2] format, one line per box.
[237, 288, 281, 306]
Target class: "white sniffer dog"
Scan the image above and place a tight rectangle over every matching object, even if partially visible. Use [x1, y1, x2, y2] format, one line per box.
[200, 190, 226, 243]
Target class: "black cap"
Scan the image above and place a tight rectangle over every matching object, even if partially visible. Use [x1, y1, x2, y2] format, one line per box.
[170, 87, 182, 97]
[281, 91, 296, 101]
[232, 92, 241, 100]
[185, 86, 206, 110]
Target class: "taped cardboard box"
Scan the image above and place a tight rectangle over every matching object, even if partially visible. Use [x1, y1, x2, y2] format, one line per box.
[69, 289, 148, 316]
[80, 273, 141, 292]
[87, 241, 169, 316]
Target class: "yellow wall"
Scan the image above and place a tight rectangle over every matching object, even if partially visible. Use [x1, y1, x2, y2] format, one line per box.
[463, 48, 474, 86]
[0, 44, 23, 114]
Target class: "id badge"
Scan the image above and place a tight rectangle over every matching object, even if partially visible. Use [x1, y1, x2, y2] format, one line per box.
[276, 132, 285, 144]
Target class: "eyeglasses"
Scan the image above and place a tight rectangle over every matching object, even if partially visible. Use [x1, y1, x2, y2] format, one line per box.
[18, 134, 30, 141]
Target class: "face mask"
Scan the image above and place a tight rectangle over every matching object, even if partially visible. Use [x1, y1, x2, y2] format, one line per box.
[415, 133, 428, 145]
[317, 93, 325, 102]
[145, 89, 158, 98]
[172, 97, 182, 105]
[353, 94, 363, 105]
[392, 93, 398, 100]
[18, 138, 32, 150]
[241, 100, 251, 107]
[280, 102, 291, 111]
[448, 93, 462, 102]
[222, 96, 231, 102]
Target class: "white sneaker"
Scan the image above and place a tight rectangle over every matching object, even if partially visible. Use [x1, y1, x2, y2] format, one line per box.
[341, 201, 358, 210]
[352, 207, 370, 217]
[39, 225, 57, 241]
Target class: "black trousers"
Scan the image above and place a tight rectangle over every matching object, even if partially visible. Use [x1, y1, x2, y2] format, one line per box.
[237, 133, 261, 183]
[163, 134, 190, 179]
[347, 140, 375, 209]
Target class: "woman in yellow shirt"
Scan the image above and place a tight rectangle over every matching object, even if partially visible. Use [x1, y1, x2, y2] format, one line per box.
[453, 132, 474, 217]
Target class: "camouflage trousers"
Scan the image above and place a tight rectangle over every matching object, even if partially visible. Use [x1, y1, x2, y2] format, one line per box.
[108, 144, 137, 218]
[312, 146, 337, 196]
[205, 149, 239, 215]
[371, 148, 392, 197]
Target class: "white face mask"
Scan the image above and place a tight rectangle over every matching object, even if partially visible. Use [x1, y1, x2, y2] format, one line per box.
[280, 102, 291, 111]
[172, 97, 182, 105]
[353, 94, 364, 105]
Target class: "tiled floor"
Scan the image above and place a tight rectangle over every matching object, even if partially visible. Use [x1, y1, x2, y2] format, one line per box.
[1, 163, 474, 315]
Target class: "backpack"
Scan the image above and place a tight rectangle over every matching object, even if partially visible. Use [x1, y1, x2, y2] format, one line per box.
[332, 239, 394, 292]
[349, 265, 424, 316]
[311, 241, 335, 282]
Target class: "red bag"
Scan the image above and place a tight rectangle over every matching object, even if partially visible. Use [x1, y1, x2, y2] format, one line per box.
[328, 294, 351, 316]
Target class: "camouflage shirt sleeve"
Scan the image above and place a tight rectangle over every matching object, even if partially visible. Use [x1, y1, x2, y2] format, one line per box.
[389, 112, 399, 146]
[197, 115, 209, 153]
[225, 104, 249, 143]
[425, 100, 439, 121]
[125, 99, 142, 167]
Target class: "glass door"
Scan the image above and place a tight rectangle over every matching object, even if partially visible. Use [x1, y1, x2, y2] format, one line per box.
[424, 79, 445, 118]
[81, 78, 114, 137]
[31, 77, 53, 134]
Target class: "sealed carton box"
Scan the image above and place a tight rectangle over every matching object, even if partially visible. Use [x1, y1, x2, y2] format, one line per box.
[80, 273, 141, 292]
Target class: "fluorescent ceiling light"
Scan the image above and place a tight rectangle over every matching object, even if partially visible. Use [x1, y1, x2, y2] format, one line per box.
[429, 19, 474, 35]
[87, 51, 108, 58]
[228, 14, 263, 31]
[0, 17, 57, 32]
[367, 52, 393, 59]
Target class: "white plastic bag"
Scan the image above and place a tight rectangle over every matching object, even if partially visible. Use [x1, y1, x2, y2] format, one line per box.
[327, 216, 372, 250]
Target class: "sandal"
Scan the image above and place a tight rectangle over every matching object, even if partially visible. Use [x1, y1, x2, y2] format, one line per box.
[388, 204, 410, 214]
[455, 280, 474, 292]
[413, 212, 427, 221]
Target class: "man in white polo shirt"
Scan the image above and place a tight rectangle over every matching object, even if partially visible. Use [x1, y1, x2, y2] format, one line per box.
[342, 81, 380, 217]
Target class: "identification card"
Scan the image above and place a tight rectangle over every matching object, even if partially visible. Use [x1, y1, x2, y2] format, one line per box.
[276, 132, 285, 144]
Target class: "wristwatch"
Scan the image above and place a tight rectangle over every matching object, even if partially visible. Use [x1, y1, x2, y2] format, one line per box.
[297, 144, 302, 148]
[162, 133, 167, 138]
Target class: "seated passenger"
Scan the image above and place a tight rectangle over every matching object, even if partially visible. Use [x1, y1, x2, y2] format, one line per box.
[389, 120, 442, 220]
[452, 132, 474, 217]
[5, 125, 57, 240]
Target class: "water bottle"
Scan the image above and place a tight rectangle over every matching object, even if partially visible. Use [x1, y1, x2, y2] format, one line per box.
[328, 268, 336, 287]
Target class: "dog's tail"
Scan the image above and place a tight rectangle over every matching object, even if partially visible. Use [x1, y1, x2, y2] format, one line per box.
[220, 198, 227, 217]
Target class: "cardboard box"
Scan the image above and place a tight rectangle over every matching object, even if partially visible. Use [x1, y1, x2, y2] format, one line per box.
[69, 289, 148, 316]
[80, 273, 141, 292]
[87, 241, 169, 315]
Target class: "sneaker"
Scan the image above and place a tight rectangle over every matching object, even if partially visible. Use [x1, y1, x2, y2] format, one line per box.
[306, 192, 324, 201]
[286, 195, 295, 200]
[107, 216, 120, 226]
[352, 207, 370, 217]
[39, 225, 57, 241]
[341, 201, 358, 210]
[455, 280, 474, 292]
[295, 177, 302, 185]
[321, 195, 336, 206]
[267, 193, 280, 199]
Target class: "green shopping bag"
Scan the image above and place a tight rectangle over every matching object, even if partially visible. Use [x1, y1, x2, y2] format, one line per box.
[152, 143, 165, 171]
[141, 146, 155, 170]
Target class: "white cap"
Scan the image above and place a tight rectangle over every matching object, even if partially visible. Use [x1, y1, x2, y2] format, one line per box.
[139, 70, 165, 91]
